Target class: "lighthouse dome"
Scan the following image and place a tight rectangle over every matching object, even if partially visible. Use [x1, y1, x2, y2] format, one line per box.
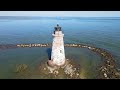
[54, 24, 61, 31]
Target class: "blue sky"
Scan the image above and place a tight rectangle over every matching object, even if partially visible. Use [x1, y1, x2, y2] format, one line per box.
[0, 11, 120, 17]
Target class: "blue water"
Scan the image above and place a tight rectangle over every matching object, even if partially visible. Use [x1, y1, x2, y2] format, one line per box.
[0, 16, 120, 79]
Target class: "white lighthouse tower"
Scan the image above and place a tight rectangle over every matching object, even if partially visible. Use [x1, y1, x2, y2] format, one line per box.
[48, 24, 66, 67]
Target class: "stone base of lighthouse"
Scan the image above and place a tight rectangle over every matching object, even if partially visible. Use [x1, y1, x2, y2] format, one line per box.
[38, 59, 81, 79]
[47, 59, 66, 68]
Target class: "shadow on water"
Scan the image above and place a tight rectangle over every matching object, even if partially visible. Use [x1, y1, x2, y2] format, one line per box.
[46, 48, 52, 60]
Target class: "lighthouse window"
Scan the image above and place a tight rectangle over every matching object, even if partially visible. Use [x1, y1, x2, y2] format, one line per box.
[60, 50, 62, 53]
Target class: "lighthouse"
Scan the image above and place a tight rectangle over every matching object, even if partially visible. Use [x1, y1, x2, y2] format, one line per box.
[48, 24, 66, 67]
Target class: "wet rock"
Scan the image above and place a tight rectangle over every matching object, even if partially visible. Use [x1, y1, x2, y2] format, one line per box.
[44, 68, 46, 70]
[76, 73, 79, 76]
[15, 64, 28, 73]
[38, 60, 81, 79]
[115, 72, 120, 76]
[104, 73, 107, 78]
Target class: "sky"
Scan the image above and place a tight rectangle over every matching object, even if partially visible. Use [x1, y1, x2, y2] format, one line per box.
[0, 11, 120, 17]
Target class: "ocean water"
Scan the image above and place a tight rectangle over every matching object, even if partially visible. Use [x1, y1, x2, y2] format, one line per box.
[0, 16, 120, 79]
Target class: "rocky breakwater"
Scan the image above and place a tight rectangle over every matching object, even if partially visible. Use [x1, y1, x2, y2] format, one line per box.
[38, 59, 81, 79]
[16, 43, 52, 48]
[0, 43, 52, 49]
[81, 45, 120, 79]
[65, 43, 120, 79]
[0, 44, 18, 50]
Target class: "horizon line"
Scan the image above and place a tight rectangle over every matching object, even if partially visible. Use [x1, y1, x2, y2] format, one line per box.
[0, 16, 120, 17]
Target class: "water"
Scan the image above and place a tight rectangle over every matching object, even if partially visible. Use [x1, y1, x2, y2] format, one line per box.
[0, 16, 120, 79]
